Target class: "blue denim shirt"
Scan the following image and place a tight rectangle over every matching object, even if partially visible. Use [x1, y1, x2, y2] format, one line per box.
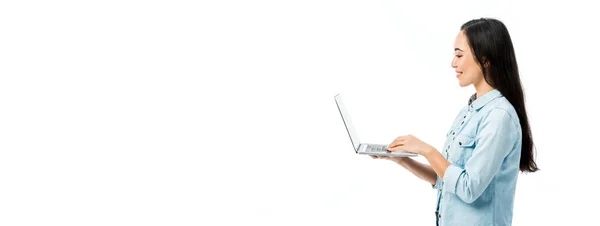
[433, 89, 522, 226]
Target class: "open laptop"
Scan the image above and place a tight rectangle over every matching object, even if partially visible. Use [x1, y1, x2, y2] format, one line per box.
[335, 94, 417, 157]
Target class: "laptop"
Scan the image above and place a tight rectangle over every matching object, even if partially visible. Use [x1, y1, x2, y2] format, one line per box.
[335, 94, 417, 157]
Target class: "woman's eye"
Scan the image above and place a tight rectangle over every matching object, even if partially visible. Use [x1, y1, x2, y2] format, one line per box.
[455, 55, 463, 58]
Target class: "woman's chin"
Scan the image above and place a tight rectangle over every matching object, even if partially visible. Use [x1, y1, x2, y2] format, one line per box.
[458, 81, 470, 87]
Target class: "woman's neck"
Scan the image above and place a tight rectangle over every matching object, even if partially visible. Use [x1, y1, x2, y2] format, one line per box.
[474, 81, 495, 98]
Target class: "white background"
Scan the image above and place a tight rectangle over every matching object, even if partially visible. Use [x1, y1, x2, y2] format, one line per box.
[1, 0, 599, 225]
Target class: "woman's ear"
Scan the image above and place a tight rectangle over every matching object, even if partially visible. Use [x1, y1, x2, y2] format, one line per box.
[478, 57, 491, 75]
[481, 57, 490, 69]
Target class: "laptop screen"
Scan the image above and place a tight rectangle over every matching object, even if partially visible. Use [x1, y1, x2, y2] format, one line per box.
[334, 94, 361, 152]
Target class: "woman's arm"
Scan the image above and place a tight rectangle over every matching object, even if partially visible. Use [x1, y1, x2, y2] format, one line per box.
[396, 157, 438, 186]
[421, 147, 451, 179]
[384, 135, 451, 187]
[386, 109, 519, 203]
[373, 156, 437, 186]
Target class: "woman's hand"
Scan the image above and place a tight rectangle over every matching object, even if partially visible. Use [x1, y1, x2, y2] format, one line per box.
[370, 155, 407, 164]
[386, 135, 434, 156]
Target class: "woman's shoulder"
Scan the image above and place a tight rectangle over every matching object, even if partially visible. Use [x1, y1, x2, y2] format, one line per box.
[479, 97, 521, 128]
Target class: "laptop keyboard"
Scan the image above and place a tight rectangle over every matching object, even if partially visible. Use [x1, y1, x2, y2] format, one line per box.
[366, 144, 388, 152]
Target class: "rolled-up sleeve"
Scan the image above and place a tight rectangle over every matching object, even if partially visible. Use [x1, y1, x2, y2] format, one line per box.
[442, 109, 519, 203]
[432, 175, 442, 189]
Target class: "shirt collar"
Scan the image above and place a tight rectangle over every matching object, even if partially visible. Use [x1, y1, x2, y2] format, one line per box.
[468, 89, 503, 111]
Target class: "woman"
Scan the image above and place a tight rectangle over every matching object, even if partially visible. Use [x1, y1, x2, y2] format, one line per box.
[371, 18, 539, 226]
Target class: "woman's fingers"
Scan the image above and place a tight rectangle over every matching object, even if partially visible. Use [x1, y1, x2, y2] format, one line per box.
[389, 137, 401, 148]
[387, 137, 405, 150]
[370, 155, 392, 160]
[388, 145, 405, 152]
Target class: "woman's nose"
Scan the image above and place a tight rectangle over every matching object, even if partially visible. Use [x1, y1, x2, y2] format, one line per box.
[451, 58, 457, 68]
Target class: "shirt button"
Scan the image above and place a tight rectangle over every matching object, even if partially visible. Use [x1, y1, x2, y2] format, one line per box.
[461, 121, 464, 125]
[452, 132, 455, 135]
[459, 142, 462, 145]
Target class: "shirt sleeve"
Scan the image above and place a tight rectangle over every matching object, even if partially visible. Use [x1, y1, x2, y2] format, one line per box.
[442, 109, 520, 203]
[432, 175, 442, 189]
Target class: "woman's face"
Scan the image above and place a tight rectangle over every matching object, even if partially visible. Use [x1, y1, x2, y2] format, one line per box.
[451, 31, 484, 87]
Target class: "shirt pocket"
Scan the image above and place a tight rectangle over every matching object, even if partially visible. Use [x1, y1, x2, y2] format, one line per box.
[448, 134, 476, 167]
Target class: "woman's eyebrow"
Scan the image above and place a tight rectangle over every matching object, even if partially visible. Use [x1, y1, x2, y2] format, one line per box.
[454, 48, 464, 52]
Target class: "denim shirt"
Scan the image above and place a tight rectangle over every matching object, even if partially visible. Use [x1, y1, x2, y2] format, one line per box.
[433, 89, 522, 226]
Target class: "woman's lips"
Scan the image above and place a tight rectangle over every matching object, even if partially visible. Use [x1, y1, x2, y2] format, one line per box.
[456, 72, 462, 78]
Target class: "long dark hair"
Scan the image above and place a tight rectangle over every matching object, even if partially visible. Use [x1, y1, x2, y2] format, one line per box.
[461, 18, 539, 173]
